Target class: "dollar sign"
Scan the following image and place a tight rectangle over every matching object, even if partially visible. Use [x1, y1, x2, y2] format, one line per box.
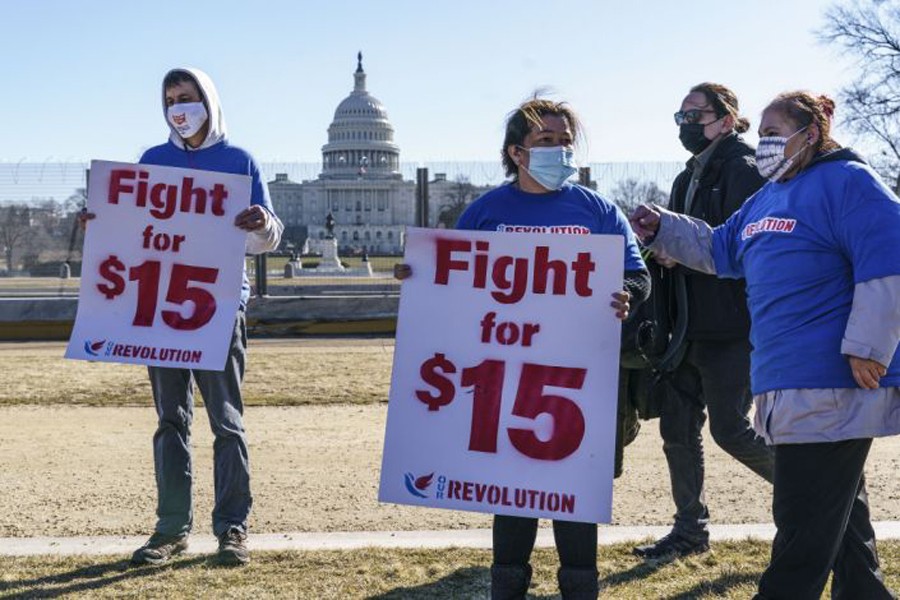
[416, 352, 457, 411]
[97, 255, 126, 300]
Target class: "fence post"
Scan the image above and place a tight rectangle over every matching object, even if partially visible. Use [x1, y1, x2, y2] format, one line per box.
[578, 166, 592, 188]
[415, 167, 429, 227]
[255, 254, 268, 297]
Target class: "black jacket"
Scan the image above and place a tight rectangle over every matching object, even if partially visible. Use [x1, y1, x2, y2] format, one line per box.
[669, 133, 765, 340]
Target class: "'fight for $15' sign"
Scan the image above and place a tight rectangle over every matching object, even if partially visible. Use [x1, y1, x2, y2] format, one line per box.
[65, 160, 250, 371]
[379, 227, 624, 523]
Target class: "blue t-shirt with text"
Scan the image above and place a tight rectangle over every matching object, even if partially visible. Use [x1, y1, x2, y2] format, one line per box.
[711, 158, 900, 393]
[457, 182, 645, 272]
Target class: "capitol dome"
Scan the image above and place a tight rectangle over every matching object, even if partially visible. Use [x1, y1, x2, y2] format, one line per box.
[321, 53, 400, 179]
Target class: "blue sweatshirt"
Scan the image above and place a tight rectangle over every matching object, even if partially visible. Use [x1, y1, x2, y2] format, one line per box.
[140, 67, 279, 308]
[711, 149, 900, 393]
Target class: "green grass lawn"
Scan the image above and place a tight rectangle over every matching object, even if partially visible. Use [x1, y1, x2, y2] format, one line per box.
[4, 540, 895, 599]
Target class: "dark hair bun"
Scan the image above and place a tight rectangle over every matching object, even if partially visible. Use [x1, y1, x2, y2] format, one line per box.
[818, 95, 836, 120]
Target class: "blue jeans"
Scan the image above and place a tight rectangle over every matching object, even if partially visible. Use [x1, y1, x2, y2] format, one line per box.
[147, 312, 251, 537]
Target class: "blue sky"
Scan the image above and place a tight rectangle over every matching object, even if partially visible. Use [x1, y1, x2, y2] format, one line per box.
[2, 0, 855, 165]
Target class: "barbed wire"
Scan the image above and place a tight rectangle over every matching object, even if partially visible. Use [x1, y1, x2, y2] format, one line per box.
[0, 160, 684, 204]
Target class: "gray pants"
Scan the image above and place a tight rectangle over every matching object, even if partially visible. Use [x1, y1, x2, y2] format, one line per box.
[147, 312, 252, 537]
[660, 338, 774, 542]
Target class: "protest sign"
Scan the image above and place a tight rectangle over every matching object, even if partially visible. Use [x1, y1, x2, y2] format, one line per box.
[379, 227, 623, 523]
[65, 160, 249, 371]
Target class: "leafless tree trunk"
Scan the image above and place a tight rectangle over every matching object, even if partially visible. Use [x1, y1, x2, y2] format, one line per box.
[0, 205, 32, 272]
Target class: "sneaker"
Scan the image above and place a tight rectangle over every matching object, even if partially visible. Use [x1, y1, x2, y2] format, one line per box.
[131, 532, 189, 565]
[215, 527, 249, 566]
[632, 531, 709, 560]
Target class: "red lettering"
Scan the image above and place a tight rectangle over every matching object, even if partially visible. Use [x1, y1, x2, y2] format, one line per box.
[473, 241, 489, 288]
[532, 246, 567, 295]
[179, 177, 207, 215]
[209, 184, 228, 216]
[107, 168, 230, 220]
[491, 256, 528, 304]
[547, 492, 559, 512]
[571, 253, 596, 297]
[434, 238, 471, 285]
[149, 183, 177, 219]
[560, 494, 575, 513]
[447, 480, 461, 499]
[462, 481, 474, 502]
[108, 169, 135, 204]
[475, 483, 487, 502]
[521, 323, 540, 347]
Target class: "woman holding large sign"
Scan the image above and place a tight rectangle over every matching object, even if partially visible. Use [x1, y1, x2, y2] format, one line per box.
[630, 91, 900, 599]
[397, 97, 648, 599]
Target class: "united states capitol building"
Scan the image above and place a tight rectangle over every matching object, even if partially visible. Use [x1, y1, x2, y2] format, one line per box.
[268, 54, 491, 255]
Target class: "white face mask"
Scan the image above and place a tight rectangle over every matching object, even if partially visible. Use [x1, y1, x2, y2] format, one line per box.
[756, 126, 809, 182]
[166, 102, 208, 139]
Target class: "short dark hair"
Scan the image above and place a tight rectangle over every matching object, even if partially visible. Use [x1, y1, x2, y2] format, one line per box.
[690, 82, 750, 134]
[163, 70, 199, 92]
[501, 97, 583, 178]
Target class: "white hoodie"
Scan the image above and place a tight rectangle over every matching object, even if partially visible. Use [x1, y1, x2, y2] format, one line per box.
[162, 67, 228, 151]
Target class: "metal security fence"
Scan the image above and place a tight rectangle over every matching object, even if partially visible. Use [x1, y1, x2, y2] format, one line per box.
[0, 160, 683, 203]
[0, 161, 683, 298]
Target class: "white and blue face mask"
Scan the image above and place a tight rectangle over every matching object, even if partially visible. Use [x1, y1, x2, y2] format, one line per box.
[756, 126, 809, 182]
[166, 102, 209, 139]
[520, 146, 578, 191]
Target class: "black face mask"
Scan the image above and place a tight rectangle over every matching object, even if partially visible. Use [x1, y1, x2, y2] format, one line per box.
[679, 124, 712, 155]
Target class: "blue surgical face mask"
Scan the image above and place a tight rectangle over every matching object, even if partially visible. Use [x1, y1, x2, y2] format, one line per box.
[519, 145, 577, 191]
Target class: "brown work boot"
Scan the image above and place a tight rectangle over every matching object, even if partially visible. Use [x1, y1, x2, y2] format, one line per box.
[214, 527, 249, 566]
[131, 532, 189, 566]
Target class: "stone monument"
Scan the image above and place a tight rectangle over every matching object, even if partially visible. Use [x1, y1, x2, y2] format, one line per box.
[316, 212, 346, 272]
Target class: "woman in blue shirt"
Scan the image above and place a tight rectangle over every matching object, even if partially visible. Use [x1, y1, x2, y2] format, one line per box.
[397, 97, 648, 599]
[630, 91, 900, 600]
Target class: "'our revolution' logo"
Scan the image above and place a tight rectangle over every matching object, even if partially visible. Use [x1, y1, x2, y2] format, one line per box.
[741, 217, 797, 240]
[403, 472, 434, 498]
[496, 224, 591, 235]
[83, 339, 108, 357]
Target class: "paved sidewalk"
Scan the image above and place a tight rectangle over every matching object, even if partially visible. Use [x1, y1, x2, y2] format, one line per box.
[5, 522, 900, 557]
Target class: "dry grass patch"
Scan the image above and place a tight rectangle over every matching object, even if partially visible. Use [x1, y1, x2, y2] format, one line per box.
[8, 540, 899, 599]
[0, 340, 394, 407]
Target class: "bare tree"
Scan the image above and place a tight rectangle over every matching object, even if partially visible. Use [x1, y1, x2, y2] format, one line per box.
[609, 178, 669, 213]
[0, 204, 34, 272]
[437, 176, 478, 229]
[820, 0, 900, 193]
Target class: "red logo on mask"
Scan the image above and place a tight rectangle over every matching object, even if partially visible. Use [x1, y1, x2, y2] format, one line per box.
[172, 113, 187, 125]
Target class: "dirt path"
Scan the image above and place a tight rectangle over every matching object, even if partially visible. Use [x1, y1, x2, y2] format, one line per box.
[3, 405, 900, 538]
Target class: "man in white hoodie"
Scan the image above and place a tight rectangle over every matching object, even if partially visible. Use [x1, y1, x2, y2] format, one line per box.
[126, 68, 283, 566]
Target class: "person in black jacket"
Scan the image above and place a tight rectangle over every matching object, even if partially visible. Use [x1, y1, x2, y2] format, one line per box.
[633, 82, 774, 560]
